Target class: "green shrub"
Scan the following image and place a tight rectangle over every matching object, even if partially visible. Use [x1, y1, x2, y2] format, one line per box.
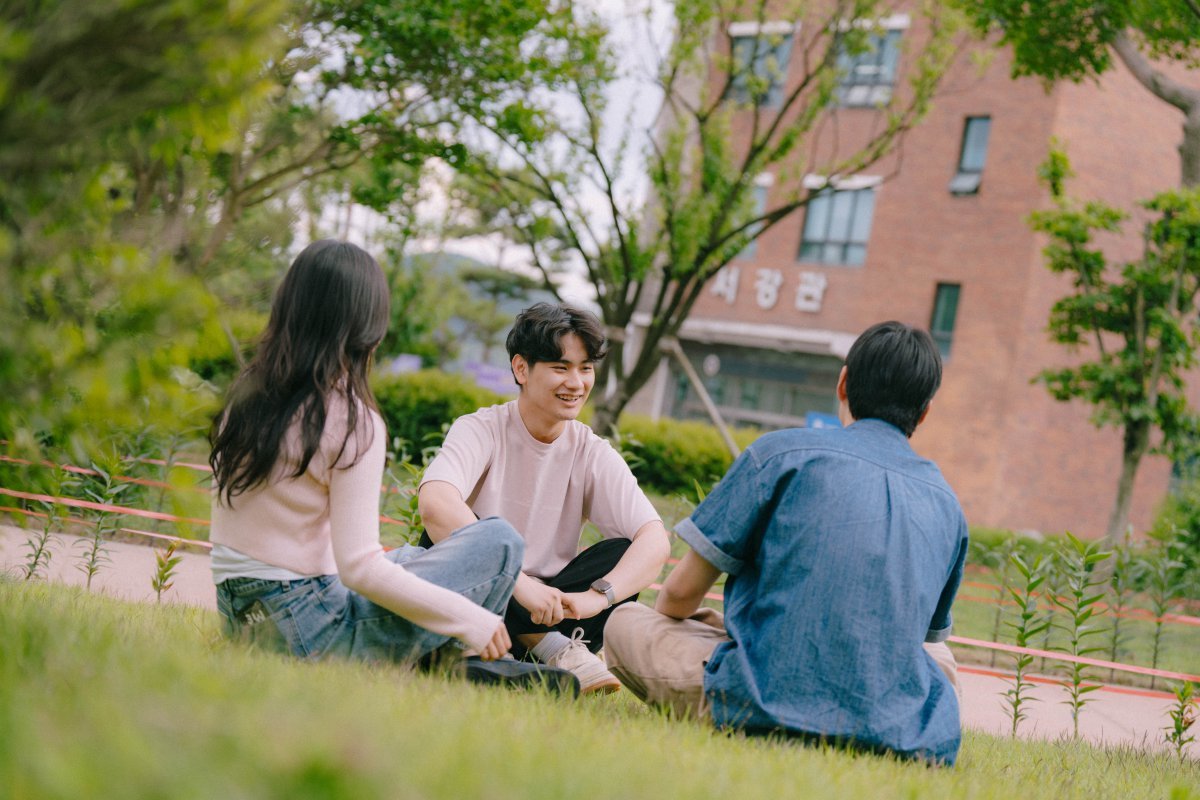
[372, 370, 504, 463]
[614, 414, 761, 496]
[1150, 478, 1200, 587]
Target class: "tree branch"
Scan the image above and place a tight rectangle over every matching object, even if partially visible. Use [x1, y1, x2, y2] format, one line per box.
[1112, 30, 1200, 115]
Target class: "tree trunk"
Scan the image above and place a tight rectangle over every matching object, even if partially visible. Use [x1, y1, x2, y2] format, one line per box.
[590, 390, 626, 437]
[1112, 31, 1200, 187]
[1181, 107, 1200, 187]
[590, 317, 685, 437]
[1104, 420, 1152, 548]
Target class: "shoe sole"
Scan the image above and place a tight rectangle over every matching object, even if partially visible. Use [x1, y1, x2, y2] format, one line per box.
[464, 660, 581, 698]
[581, 678, 622, 695]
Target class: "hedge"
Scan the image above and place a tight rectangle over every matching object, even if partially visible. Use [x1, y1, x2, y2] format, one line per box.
[372, 369, 504, 463]
[614, 414, 762, 497]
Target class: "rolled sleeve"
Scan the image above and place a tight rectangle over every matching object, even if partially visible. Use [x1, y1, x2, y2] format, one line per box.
[677, 517, 744, 575]
[677, 446, 768, 577]
[924, 616, 953, 644]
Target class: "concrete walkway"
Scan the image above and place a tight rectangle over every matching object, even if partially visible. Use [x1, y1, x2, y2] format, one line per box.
[0, 522, 1194, 758]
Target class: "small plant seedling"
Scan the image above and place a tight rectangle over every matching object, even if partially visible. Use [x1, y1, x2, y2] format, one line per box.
[971, 536, 1019, 668]
[1105, 530, 1136, 681]
[1164, 681, 1197, 762]
[72, 459, 131, 590]
[21, 500, 61, 581]
[1036, 560, 1061, 674]
[152, 540, 182, 603]
[1048, 532, 1111, 738]
[381, 449, 427, 545]
[1003, 552, 1051, 738]
[1140, 538, 1186, 690]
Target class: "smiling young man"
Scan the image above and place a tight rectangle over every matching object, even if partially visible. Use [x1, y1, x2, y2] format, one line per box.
[418, 303, 671, 693]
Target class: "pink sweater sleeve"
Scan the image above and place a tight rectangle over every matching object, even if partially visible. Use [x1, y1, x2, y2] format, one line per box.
[328, 410, 501, 652]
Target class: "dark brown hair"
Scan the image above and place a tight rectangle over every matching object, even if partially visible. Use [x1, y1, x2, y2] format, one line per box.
[505, 302, 608, 384]
[209, 240, 389, 505]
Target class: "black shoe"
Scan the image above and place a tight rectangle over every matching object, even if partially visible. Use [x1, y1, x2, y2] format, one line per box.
[463, 656, 580, 698]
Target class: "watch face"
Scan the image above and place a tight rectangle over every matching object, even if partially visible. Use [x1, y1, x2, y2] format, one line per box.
[591, 579, 615, 605]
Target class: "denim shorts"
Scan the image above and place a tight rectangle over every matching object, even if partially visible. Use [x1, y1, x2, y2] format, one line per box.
[215, 517, 523, 664]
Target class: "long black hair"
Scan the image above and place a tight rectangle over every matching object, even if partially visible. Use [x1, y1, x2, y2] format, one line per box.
[210, 240, 390, 505]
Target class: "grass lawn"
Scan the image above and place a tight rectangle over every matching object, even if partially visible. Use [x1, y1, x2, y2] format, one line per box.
[2, 579, 1197, 800]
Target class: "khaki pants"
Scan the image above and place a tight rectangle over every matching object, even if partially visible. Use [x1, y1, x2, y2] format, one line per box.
[604, 603, 961, 719]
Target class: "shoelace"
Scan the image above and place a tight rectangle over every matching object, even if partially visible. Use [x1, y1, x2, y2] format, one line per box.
[566, 626, 591, 650]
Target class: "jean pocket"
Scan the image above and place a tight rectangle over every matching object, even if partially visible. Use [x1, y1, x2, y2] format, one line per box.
[278, 580, 347, 659]
[221, 593, 289, 654]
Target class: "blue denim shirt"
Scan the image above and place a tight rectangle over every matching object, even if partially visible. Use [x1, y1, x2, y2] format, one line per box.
[678, 419, 968, 765]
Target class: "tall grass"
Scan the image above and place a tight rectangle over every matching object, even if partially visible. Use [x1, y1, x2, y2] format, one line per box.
[1, 581, 1197, 799]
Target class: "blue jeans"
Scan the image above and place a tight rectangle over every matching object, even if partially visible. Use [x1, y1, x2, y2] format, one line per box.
[215, 517, 523, 663]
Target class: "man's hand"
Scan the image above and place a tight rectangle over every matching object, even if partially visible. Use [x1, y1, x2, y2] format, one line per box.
[512, 573, 567, 626]
[561, 589, 610, 621]
[478, 621, 512, 661]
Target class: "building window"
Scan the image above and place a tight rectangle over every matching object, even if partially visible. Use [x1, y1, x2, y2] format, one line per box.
[737, 182, 770, 260]
[729, 24, 794, 108]
[931, 283, 961, 358]
[949, 116, 991, 195]
[836, 28, 902, 106]
[798, 184, 877, 266]
[669, 342, 842, 430]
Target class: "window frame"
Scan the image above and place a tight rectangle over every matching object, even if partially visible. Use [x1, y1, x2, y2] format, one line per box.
[728, 21, 796, 109]
[949, 116, 992, 196]
[833, 15, 909, 107]
[736, 175, 772, 260]
[930, 282, 961, 359]
[796, 174, 881, 267]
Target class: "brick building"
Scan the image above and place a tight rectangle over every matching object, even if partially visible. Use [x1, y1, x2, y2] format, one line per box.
[624, 10, 1190, 537]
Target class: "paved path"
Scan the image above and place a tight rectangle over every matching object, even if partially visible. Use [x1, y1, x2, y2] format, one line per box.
[1, 522, 1194, 758]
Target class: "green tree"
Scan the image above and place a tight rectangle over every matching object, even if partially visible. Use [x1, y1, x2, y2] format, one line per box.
[450, 0, 965, 434]
[0, 0, 604, 460]
[115, 0, 597, 362]
[1032, 148, 1200, 546]
[954, 0, 1200, 185]
[377, 252, 473, 366]
[0, 0, 286, 460]
[459, 266, 541, 361]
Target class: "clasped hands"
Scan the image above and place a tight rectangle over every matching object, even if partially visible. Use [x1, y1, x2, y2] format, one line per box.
[512, 573, 610, 627]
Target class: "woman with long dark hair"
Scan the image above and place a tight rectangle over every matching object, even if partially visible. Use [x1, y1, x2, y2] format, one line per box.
[208, 240, 573, 689]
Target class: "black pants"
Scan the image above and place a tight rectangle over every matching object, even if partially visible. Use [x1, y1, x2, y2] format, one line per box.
[420, 531, 635, 656]
[505, 537, 636, 657]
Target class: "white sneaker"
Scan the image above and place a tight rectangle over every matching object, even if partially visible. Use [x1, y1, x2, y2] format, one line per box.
[543, 628, 621, 694]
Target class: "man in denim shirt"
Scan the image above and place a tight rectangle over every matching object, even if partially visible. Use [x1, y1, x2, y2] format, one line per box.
[604, 321, 968, 766]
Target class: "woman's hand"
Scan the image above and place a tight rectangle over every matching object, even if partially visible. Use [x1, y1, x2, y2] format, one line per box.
[478, 621, 512, 661]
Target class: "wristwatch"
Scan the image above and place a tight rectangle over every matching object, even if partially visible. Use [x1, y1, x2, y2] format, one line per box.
[590, 578, 616, 608]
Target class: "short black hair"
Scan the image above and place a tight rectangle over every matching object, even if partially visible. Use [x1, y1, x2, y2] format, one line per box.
[844, 321, 942, 437]
[505, 302, 608, 383]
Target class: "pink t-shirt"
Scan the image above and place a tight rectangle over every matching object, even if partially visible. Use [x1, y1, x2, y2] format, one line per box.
[420, 401, 661, 579]
[211, 394, 501, 651]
